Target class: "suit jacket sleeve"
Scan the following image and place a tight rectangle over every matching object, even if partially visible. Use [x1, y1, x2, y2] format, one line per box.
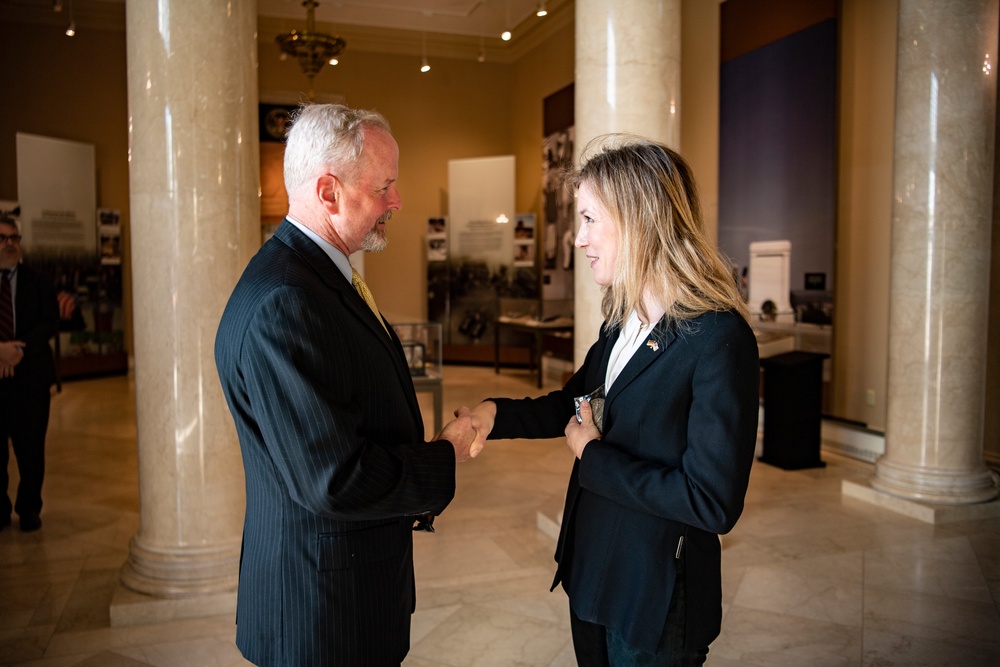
[578, 316, 759, 534]
[240, 283, 455, 521]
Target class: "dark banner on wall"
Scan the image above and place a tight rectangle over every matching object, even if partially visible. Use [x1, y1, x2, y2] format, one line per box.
[541, 83, 574, 319]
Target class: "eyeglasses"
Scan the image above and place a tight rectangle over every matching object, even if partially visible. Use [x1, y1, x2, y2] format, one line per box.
[0, 234, 21, 244]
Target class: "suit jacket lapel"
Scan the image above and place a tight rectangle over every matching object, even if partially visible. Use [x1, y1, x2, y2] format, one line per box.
[274, 221, 393, 346]
[273, 221, 425, 431]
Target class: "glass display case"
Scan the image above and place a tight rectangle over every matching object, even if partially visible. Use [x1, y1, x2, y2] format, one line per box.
[392, 322, 443, 379]
[391, 322, 444, 435]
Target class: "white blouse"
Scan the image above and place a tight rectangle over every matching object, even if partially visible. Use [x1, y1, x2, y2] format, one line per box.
[605, 310, 656, 390]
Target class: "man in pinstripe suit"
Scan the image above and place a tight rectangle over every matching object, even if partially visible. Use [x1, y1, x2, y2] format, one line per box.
[215, 104, 478, 666]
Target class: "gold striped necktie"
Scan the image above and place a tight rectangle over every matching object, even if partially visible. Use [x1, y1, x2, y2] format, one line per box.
[351, 268, 388, 334]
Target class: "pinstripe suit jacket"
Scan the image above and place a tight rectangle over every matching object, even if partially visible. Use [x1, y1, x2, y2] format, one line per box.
[215, 220, 456, 667]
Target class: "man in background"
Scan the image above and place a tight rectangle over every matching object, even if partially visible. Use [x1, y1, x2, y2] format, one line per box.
[215, 104, 478, 666]
[0, 215, 58, 532]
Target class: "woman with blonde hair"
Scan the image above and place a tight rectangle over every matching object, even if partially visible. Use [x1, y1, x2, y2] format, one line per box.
[465, 136, 759, 665]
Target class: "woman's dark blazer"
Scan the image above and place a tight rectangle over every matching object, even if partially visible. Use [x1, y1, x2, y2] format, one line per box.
[489, 309, 759, 652]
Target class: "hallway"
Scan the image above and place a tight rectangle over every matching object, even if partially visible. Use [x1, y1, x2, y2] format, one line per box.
[2, 366, 999, 666]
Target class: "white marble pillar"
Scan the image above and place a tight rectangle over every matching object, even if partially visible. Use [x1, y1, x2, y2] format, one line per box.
[573, 0, 681, 361]
[120, 0, 260, 599]
[873, 0, 998, 505]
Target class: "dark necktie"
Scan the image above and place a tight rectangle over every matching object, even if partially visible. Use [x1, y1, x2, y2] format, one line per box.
[0, 270, 13, 341]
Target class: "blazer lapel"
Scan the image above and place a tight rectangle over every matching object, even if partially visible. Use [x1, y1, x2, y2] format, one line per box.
[604, 320, 678, 411]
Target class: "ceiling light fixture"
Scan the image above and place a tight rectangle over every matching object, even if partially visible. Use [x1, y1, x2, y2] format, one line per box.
[275, 0, 346, 101]
[501, 0, 512, 41]
[536, 1, 548, 17]
[64, 0, 75, 36]
[476, 4, 486, 62]
[420, 31, 430, 72]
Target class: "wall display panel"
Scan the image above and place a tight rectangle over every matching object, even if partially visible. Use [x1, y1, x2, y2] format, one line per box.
[434, 156, 540, 363]
[16, 133, 97, 254]
[15, 133, 125, 377]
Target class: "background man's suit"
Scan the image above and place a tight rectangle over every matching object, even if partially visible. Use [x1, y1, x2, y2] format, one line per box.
[215, 220, 456, 666]
[1, 264, 58, 522]
[488, 310, 759, 653]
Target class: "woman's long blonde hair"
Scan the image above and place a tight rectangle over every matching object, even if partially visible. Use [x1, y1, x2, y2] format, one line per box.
[571, 135, 750, 330]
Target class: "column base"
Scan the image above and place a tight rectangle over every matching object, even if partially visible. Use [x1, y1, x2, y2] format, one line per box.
[110, 581, 236, 627]
[870, 458, 998, 505]
[843, 479, 1000, 524]
[120, 534, 240, 598]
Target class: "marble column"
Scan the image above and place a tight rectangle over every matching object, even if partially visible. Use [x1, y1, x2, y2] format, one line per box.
[872, 0, 998, 505]
[573, 0, 681, 361]
[119, 0, 260, 602]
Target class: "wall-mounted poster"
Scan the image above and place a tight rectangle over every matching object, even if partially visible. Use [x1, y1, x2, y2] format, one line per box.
[427, 217, 447, 262]
[98, 208, 122, 265]
[513, 213, 535, 267]
[259, 103, 296, 143]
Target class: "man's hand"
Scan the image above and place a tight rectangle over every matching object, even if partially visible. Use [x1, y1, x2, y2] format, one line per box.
[435, 411, 478, 463]
[565, 398, 600, 459]
[0, 341, 25, 371]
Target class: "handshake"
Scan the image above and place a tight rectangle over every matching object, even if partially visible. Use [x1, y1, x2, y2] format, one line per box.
[434, 401, 496, 463]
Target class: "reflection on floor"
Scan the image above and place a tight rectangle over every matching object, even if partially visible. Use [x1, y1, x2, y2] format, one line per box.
[2, 366, 999, 666]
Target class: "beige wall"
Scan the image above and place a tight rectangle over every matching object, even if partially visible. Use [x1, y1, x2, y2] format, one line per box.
[681, 0, 723, 244]
[832, 0, 897, 430]
[511, 19, 576, 221]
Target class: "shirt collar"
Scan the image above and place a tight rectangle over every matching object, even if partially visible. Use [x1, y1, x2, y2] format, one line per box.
[285, 216, 352, 283]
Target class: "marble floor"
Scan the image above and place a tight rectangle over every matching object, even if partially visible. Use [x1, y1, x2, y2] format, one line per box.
[2, 365, 999, 666]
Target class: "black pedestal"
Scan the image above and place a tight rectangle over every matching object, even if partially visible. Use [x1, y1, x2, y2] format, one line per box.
[759, 351, 828, 470]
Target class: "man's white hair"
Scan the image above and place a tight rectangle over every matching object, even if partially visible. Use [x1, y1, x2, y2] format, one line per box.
[283, 104, 392, 196]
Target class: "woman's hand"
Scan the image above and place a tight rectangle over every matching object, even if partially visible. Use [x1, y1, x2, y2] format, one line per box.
[459, 400, 496, 458]
[565, 398, 601, 459]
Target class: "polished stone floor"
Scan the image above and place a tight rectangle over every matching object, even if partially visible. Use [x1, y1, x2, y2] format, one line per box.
[2, 365, 999, 666]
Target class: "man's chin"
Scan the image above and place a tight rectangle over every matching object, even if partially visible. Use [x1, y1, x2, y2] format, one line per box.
[362, 231, 388, 253]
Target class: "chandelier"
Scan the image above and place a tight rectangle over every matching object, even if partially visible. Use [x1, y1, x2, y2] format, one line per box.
[275, 0, 346, 100]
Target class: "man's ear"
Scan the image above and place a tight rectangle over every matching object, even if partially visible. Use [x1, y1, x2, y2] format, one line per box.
[317, 174, 340, 215]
